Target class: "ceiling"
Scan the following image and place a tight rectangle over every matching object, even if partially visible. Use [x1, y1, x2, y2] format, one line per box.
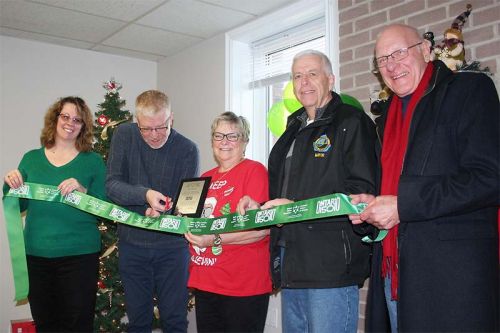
[0, 0, 298, 62]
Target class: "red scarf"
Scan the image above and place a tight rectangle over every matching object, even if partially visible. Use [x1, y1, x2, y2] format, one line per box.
[381, 62, 434, 300]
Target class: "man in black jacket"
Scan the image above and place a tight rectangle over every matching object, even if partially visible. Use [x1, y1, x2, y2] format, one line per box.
[238, 50, 377, 332]
[350, 24, 499, 332]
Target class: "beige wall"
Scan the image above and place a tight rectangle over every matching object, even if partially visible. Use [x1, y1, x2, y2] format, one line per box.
[0, 36, 157, 333]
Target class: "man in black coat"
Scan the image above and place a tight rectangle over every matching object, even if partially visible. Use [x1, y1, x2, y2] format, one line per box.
[238, 50, 377, 332]
[350, 23, 499, 332]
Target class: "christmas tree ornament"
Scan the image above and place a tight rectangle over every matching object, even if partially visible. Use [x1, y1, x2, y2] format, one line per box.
[97, 115, 109, 126]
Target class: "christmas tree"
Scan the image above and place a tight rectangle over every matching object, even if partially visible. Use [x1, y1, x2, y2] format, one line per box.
[93, 79, 131, 332]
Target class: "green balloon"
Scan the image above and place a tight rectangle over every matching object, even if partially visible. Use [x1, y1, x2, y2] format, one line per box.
[283, 81, 302, 113]
[340, 93, 364, 111]
[267, 101, 290, 137]
[284, 98, 302, 113]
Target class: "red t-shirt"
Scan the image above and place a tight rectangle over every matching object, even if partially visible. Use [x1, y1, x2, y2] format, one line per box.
[187, 159, 272, 296]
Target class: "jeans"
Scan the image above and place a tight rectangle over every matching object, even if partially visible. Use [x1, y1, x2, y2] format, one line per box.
[27, 253, 99, 333]
[119, 241, 189, 333]
[281, 286, 359, 333]
[384, 276, 398, 333]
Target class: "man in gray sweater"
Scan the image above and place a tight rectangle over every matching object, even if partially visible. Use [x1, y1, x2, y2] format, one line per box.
[106, 90, 199, 332]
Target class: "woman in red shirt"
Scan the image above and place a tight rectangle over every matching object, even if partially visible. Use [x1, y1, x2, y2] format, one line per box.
[185, 112, 271, 332]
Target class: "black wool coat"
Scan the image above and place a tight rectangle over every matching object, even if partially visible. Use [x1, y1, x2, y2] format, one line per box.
[367, 61, 499, 332]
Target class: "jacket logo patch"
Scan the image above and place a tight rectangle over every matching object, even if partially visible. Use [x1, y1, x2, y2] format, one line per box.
[313, 134, 331, 157]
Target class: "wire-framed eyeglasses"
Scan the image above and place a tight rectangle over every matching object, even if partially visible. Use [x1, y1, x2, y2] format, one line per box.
[374, 42, 423, 68]
[212, 132, 240, 142]
[58, 113, 83, 125]
[137, 123, 169, 135]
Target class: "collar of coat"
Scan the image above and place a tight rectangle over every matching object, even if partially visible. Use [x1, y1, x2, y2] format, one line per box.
[288, 91, 343, 129]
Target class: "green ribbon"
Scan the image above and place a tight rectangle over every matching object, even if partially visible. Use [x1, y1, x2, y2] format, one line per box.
[3, 182, 387, 301]
[2, 196, 29, 301]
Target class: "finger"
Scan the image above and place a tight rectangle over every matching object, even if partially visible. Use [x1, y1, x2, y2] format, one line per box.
[260, 202, 275, 210]
[348, 214, 360, 221]
[349, 194, 361, 204]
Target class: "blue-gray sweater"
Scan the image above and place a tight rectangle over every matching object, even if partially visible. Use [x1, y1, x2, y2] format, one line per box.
[106, 123, 199, 248]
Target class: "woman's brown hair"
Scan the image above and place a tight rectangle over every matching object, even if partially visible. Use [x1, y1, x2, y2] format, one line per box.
[40, 96, 94, 152]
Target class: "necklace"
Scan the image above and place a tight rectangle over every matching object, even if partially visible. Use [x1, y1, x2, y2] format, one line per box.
[214, 158, 245, 183]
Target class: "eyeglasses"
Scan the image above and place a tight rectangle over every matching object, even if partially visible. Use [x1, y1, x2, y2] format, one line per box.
[137, 124, 169, 135]
[212, 132, 240, 142]
[375, 42, 423, 68]
[58, 113, 83, 125]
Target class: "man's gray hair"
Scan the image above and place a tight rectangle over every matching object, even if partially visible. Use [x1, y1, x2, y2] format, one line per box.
[292, 50, 333, 75]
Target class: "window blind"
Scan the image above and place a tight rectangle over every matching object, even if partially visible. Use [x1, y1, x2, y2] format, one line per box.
[250, 17, 326, 88]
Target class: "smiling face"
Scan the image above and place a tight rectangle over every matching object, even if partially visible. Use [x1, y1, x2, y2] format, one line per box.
[56, 103, 83, 143]
[212, 121, 246, 169]
[375, 25, 431, 97]
[292, 54, 334, 116]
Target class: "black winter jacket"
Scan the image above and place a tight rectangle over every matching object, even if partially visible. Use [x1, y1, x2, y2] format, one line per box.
[268, 92, 378, 289]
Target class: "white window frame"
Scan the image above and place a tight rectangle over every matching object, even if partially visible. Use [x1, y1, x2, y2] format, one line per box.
[225, 0, 339, 166]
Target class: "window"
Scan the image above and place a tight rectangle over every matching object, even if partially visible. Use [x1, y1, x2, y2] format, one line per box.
[227, 0, 338, 166]
[251, 19, 325, 153]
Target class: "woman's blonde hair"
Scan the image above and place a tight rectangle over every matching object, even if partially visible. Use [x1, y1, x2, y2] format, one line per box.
[211, 111, 250, 142]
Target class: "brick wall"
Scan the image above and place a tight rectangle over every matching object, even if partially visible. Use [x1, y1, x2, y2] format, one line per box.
[339, 0, 500, 112]
[338, 1, 500, 332]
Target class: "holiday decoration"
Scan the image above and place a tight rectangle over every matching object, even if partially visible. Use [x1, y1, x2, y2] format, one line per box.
[93, 78, 131, 332]
[97, 115, 109, 126]
[370, 86, 392, 116]
[433, 4, 472, 71]
[93, 78, 132, 161]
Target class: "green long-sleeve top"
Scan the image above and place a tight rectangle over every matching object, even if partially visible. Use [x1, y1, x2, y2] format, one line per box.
[4, 147, 106, 257]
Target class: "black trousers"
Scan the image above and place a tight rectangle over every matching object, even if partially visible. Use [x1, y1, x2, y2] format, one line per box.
[194, 289, 270, 333]
[27, 252, 99, 333]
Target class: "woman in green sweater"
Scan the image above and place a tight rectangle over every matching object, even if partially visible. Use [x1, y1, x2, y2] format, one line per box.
[4, 96, 106, 332]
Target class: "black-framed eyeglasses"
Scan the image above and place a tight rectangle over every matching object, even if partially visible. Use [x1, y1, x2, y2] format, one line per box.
[212, 132, 240, 142]
[137, 123, 169, 135]
[375, 42, 423, 68]
[58, 113, 83, 125]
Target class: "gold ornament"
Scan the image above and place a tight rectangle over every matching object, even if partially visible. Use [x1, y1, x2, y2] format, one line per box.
[99, 243, 117, 259]
[100, 117, 131, 140]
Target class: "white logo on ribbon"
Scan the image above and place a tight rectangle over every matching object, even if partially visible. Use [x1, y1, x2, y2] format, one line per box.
[65, 193, 82, 205]
[109, 208, 130, 222]
[210, 218, 226, 231]
[160, 217, 181, 230]
[9, 185, 29, 196]
[256, 209, 276, 224]
[316, 198, 340, 214]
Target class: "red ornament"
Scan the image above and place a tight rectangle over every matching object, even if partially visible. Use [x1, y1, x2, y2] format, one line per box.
[98, 115, 109, 126]
[98, 280, 106, 289]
